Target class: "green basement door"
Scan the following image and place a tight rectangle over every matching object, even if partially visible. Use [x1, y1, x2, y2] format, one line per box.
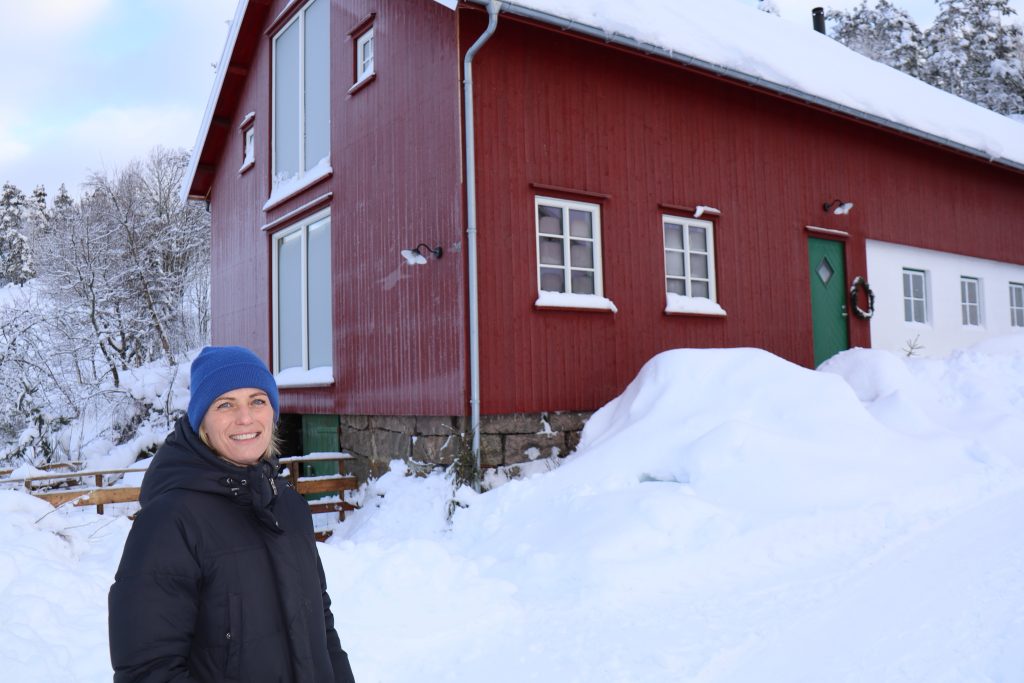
[807, 237, 850, 367]
[301, 414, 339, 500]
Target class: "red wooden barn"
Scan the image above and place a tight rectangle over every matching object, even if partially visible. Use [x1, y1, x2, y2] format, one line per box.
[184, 0, 1024, 476]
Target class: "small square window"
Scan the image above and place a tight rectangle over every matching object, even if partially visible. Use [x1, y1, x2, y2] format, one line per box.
[663, 215, 717, 302]
[356, 26, 374, 83]
[534, 196, 603, 297]
[242, 125, 255, 169]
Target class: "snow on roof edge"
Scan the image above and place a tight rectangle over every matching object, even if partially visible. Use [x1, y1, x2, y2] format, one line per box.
[464, 0, 1024, 173]
[181, 0, 249, 203]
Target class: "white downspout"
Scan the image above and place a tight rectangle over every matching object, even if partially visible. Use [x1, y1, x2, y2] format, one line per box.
[463, 0, 500, 490]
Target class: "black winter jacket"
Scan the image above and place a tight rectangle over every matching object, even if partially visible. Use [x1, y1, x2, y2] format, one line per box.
[108, 418, 356, 683]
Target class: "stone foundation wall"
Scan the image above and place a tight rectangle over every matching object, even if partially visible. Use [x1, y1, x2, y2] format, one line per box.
[336, 412, 592, 480]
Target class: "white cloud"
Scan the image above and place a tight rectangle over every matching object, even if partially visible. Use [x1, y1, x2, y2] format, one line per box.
[11, 0, 110, 28]
[64, 105, 201, 173]
[0, 111, 31, 169]
[0, 0, 111, 43]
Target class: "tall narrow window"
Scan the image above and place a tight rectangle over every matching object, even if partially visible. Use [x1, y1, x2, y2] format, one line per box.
[1011, 283, 1024, 328]
[535, 196, 603, 296]
[356, 26, 374, 83]
[663, 215, 717, 301]
[960, 276, 982, 326]
[273, 210, 333, 379]
[902, 268, 928, 323]
[272, 0, 329, 190]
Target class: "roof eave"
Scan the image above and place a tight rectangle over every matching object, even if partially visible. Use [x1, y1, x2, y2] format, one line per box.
[181, 0, 251, 203]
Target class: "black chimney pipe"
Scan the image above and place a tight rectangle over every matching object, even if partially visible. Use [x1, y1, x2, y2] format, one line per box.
[812, 7, 826, 34]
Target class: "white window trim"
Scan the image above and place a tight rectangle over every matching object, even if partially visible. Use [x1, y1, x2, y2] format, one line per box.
[661, 214, 722, 315]
[271, 0, 329, 192]
[271, 207, 334, 384]
[355, 26, 375, 84]
[240, 125, 255, 173]
[1010, 282, 1024, 328]
[533, 196, 610, 309]
[902, 268, 929, 325]
[960, 275, 983, 327]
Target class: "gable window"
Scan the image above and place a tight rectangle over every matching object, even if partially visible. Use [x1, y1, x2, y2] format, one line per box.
[272, 209, 332, 384]
[960, 276, 982, 326]
[535, 196, 603, 297]
[356, 26, 374, 83]
[241, 124, 255, 171]
[272, 0, 329, 191]
[663, 214, 718, 299]
[1011, 283, 1024, 327]
[902, 268, 928, 323]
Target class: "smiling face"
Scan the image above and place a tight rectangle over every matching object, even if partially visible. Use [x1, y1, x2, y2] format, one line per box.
[199, 388, 274, 467]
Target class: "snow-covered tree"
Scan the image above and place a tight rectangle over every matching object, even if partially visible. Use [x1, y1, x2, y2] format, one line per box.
[829, 0, 925, 77]
[921, 0, 1024, 115]
[1, 148, 211, 464]
[0, 182, 34, 286]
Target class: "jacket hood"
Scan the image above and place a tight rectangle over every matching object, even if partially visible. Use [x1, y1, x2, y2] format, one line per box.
[140, 417, 285, 532]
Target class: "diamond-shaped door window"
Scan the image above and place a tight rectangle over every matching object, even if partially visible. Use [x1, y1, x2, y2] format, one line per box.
[816, 257, 835, 285]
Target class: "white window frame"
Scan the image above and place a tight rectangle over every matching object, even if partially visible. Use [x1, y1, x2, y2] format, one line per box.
[242, 125, 255, 170]
[534, 196, 604, 298]
[960, 276, 983, 327]
[355, 26, 374, 83]
[1011, 282, 1024, 328]
[662, 214, 718, 302]
[902, 268, 929, 324]
[271, 208, 333, 384]
[271, 0, 329, 191]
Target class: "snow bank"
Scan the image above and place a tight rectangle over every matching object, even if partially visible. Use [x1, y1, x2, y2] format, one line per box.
[4, 344, 1024, 681]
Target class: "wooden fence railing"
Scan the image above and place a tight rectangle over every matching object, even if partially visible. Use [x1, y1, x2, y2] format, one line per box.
[0, 454, 358, 535]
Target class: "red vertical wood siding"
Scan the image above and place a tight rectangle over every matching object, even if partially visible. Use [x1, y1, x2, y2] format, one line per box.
[466, 14, 1024, 414]
[206, 2, 1024, 422]
[209, 0, 466, 417]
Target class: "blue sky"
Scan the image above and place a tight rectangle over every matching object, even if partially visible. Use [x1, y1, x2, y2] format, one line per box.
[0, 0, 236, 197]
[1, 0, 1021, 200]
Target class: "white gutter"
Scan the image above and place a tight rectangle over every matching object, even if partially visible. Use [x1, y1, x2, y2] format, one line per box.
[463, 0, 501, 489]
[180, 0, 249, 203]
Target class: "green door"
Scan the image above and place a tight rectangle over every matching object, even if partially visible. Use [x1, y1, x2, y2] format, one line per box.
[808, 237, 849, 367]
[301, 414, 339, 500]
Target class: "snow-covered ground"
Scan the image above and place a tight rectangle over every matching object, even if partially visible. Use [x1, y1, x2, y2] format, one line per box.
[3, 341, 1024, 682]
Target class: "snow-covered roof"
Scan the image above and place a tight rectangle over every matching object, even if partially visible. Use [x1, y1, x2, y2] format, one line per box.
[183, 0, 1024, 199]
[457, 0, 1024, 171]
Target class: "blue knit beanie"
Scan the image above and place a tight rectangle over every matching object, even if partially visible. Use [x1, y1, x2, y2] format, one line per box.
[187, 346, 280, 431]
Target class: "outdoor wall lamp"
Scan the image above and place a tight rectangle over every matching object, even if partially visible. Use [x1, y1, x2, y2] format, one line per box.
[401, 242, 444, 265]
[824, 199, 854, 215]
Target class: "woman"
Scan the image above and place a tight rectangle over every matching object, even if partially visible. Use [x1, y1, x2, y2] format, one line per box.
[108, 345, 356, 682]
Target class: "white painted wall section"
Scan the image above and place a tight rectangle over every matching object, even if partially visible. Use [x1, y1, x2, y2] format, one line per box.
[866, 240, 1024, 357]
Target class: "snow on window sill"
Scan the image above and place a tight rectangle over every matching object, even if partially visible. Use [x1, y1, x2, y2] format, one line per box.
[238, 159, 255, 175]
[348, 73, 376, 95]
[263, 159, 333, 212]
[275, 366, 334, 388]
[664, 293, 726, 316]
[534, 291, 618, 313]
